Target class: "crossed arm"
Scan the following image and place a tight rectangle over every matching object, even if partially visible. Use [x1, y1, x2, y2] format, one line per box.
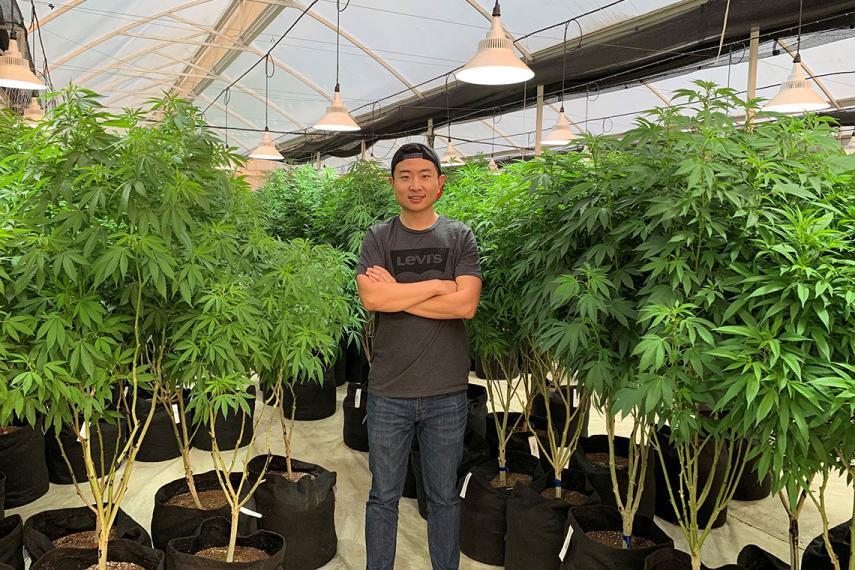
[356, 267, 482, 320]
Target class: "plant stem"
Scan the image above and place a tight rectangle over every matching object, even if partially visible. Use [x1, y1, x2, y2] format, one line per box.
[691, 553, 702, 570]
[227, 505, 240, 563]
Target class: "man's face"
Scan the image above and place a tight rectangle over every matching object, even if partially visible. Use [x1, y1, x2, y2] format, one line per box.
[389, 157, 446, 213]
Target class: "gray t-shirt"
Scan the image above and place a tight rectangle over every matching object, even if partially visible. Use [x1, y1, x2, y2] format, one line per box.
[357, 215, 482, 397]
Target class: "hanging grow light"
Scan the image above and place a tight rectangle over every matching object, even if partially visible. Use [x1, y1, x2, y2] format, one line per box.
[0, 32, 46, 91]
[456, 1, 534, 86]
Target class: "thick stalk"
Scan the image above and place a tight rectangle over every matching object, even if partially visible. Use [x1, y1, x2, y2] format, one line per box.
[226, 506, 240, 563]
[691, 554, 701, 570]
[554, 466, 563, 499]
[176, 395, 202, 509]
[780, 489, 806, 570]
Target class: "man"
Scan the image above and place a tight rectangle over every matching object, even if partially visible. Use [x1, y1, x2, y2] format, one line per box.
[356, 143, 482, 570]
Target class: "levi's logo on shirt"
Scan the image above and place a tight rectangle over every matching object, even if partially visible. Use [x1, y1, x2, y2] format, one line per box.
[391, 248, 449, 275]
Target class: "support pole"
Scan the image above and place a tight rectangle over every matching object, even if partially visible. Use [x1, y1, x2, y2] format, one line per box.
[360, 140, 366, 160]
[535, 84, 544, 156]
[427, 118, 435, 148]
[315, 151, 321, 170]
[746, 24, 760, 124]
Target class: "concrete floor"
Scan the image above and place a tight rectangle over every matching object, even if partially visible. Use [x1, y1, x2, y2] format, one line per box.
[8, 378, 853, 569]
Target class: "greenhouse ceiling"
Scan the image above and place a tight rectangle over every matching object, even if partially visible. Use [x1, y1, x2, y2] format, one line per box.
[10, 0, 855, 168]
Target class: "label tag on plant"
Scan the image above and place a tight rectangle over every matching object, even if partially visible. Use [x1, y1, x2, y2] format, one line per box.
[559, 525, 574, 561]
[172, 404, 181, 424]
[573, 388, 580, 408]
[528, 435, 540, 458]
[240, 507, 262, 519]
[78, 423, 88, 442]
[124, 386, 129, 398]
[355, 388, 362, 408]
[459, 472, 474, 499]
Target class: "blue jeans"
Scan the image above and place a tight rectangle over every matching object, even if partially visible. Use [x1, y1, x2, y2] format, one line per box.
[365, 390, 467, 570]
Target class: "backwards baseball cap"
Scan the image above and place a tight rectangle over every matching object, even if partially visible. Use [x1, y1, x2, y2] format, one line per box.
[390, 143, 442, 176]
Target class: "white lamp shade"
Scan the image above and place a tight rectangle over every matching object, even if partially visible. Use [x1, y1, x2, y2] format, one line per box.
[314, 88, 360, 132]
[440, 141, 465, 167]
[0, 36, 46, 91]
[456, 15, 534, 85]
[542, 110, 577, 147]
[764, 61, 828, 114]
[249, 130, 283, 161]
[23, 98, 44, 122]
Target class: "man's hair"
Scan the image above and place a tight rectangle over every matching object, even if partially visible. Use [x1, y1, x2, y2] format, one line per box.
[390, 143, 442, 177]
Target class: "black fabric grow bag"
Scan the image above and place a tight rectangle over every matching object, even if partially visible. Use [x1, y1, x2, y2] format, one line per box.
[737, 545, 789, 570]
[151, 470, 258, 551]
[30, 539, 163, 570]
[23, 506, 151, 562]
[0, 515, 23, 570]
[560, 505, 672, 570]
[247, 455, 336, 570]
[333, 343, 347, 387]
[412, 426, 492, 520]
[459, 451, 547, 566]
[0, 472, 4, 521]
[342, 383, 369, 452]
[45, 419, 126, 485]
[0, 423, 50, 508]
[466, 384, 488, 438]
[474, 354, 518, 380]
[571, 435, 656, 519]
[136, 394, 185, 463]
[505, 471, 599, 570]
[654, 427, 727, 529]
[733, 442, 771, 502]
[644, 548, 742, 569]
[803, 519, 852, 569]
[345, 341, 370, 383]
[191, 387, 256, 451]
[166, 517, 285, 570]
[281, 367, 337, 421]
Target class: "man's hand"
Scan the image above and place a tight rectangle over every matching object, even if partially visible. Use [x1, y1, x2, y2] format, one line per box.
[366, 266, 457, 295]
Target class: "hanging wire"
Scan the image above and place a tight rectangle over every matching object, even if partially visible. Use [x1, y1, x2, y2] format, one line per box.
[491, 112, 496, 158]
[223, 88, 230, 146]
[796, 0, 804, 56]
[30, 0, 53, 91]
[335, 0, 341, 87]
[264, 54, 274, 130]
[445, 73, 452, 143]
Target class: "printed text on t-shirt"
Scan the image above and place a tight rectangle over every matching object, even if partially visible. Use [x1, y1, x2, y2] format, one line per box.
[391, 247, 449, 275]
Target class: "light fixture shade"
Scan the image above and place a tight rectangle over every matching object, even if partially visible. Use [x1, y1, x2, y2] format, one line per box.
[542, 110, 576, 147]
[456, 13, 534, 85]
[440, 141, 465, 167]
[764, 60, 828, 113]
[23, 98, 44, 123]
[249, 129, 283, 161]
[314, 87, 360, 132]
[0, 36, 46, 91]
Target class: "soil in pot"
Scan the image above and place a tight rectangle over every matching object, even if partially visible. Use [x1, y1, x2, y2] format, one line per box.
[459, 451, 547, 566]
[248, 455, 337, 570]
[654, 427, 728, 529]
[0, 515, 23, 570]
[736, 545, 789, 570]
[490, 472, 532, 489]
[539, 469, 600, 508]
[45, 419, 126, 485]
[30, 539, 163, 570]
[412, 427, 491, 521]
[803, 518, 851, 569]
[23, 505, 151, 562]
[343, 382, 369, 452]
[166, 517, 284, 570]
[560, 505, 673, 570]
[164, 490, 228, 509]
[151, 470, 258, 551]
[280, 367, 337, 421]
[644, 547, 744, 569]
[191, 387, 256, 452]
[571, 435, 656, 519]
[0, 422, 50, 508]
[504, 471, 598, 570]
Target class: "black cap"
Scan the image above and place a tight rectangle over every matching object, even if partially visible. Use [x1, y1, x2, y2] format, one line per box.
[391, 143, 442, 176]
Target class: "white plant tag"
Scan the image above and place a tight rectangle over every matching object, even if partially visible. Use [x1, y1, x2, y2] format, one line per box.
[355, 388, 362, 408]
[572, 388, 580, 408]
[559, 525, 574, 561]
[172, 404, 181, 424]
[240, 507, 262, 519]
[528, 435, 540, 459]
[77, 423, 89, 442]
[459, 472, 474, 499]
[124, 386, 129, 397]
